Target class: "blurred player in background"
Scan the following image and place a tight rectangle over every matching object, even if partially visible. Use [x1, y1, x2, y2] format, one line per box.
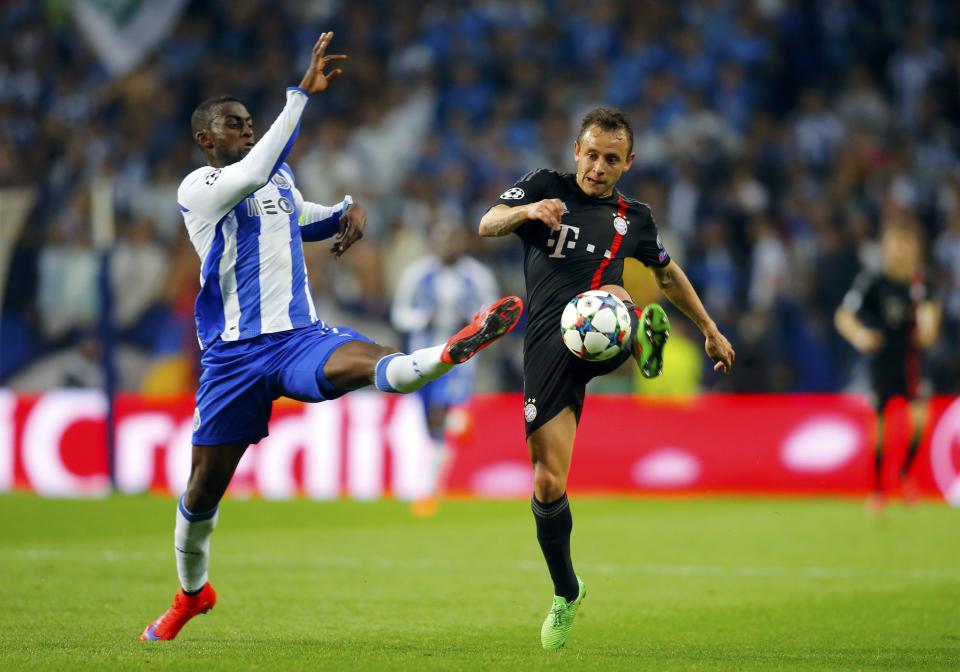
[479, 108, 734, 649]
[835, 217, 940, 512]
[391, 223, 499, 516]
[141, 33, 523, 641]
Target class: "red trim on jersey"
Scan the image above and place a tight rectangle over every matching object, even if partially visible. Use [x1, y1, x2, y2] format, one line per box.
[590, 195, 628, 290]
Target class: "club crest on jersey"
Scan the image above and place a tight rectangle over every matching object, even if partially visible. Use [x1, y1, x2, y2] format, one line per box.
[272, 173, 291, 189]
[613, 215, 629, 235]
[500, 187, 525, 200]
[524, 398, 538, 423]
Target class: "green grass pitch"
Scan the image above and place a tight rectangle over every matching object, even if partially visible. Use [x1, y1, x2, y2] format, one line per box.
[0, 494, 957, 671]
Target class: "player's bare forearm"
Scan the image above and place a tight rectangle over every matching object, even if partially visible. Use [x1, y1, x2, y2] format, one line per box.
[834, 307, 883, 353]
[653, 261, 714, 333]
[479, 204, 532, 237]
[653, 260, 735, 373]
[479, 199, 564, 237]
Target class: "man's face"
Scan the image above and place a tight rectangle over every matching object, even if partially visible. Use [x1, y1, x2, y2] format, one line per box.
[573, 125, 634, 198]
[197, 102, 255, 167]
[882, 227, 919, 276]
[433, 224, 468, 265]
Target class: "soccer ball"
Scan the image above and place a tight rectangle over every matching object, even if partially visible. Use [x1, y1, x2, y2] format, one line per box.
[560, 290, 632, 361]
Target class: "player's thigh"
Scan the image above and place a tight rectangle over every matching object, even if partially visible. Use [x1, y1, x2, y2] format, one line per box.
[275, 325, 394, 400]
[322, 340, 398, 393]
[194, 340, 273, 448]
[527, 406, 577, 473]
[527, 407, 578, 499]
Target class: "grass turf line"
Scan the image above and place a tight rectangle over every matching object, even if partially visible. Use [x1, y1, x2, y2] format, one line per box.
[0, 495, 957, 671]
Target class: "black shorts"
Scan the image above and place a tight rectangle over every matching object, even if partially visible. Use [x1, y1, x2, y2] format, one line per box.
[871, 376, 918, 412]
[869, 362, 920, 412]
[521, 305, 638, 436]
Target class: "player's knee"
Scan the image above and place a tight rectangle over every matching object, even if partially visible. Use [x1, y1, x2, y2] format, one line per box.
[532, 464, 567, 502]
[598, 284, 633, 304]
[184, 462, 231, 512]
[324, 342, 396, 388]
[183, 482, 221, 514]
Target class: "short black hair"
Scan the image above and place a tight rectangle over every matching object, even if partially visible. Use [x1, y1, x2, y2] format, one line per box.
[191, 95, 242, 135]
[577, 107, 634, 154]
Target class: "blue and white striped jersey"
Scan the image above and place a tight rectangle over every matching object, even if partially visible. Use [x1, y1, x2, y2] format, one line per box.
[178, 88, 351, 349]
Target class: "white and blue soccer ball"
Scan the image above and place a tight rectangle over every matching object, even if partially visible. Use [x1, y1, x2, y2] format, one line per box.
[560, 290, 632, 361]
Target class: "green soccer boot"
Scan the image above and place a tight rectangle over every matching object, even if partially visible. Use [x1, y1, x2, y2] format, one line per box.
[540, 576, 586, 650]
[634, 303, 670, 379]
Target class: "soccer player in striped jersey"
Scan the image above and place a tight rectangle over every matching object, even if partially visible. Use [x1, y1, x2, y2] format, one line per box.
[140, 33, 522, 641]
[479, 108, 734, 649]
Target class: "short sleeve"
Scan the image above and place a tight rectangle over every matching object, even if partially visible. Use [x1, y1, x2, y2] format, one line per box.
[842, 271, 875, 316]
[494, 168, 551, 207]
[492, 168, 554, 240]
[631, 206, 671, 268]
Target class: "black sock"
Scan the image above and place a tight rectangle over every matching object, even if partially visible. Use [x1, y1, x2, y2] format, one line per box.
[532, 493, 578, 602]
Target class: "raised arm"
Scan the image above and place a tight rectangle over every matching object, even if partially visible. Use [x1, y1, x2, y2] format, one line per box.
[180, 33, 346, 221]
[191, 90, 309, 217]
[650, 259, 735, 373]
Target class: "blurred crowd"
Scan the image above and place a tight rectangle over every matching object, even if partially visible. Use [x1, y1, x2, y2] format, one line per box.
[1, 0, 959, 395]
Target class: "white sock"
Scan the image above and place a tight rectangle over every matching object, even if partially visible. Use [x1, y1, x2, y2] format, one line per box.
[174, 495, 218, 593]
[374, 345, 452, 393]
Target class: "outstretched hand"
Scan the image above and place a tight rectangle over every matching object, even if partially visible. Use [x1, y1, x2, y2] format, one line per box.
[332, 202, 365, 258]
[298, 32, 346, 95]
[705, 327, 735, 374]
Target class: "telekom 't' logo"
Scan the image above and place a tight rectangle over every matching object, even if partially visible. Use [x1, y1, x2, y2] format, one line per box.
[547, 224, 580, 259]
